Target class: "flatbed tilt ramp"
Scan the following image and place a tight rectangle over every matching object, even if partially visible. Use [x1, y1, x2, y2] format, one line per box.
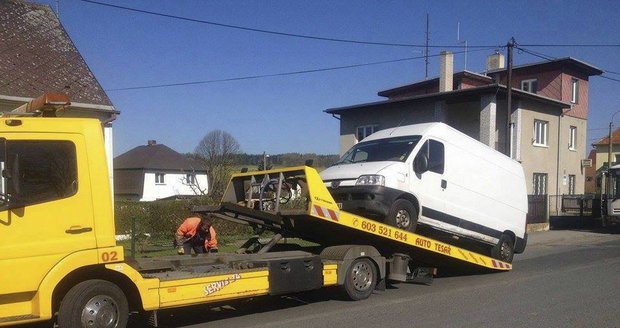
[195, 166, 512, 277]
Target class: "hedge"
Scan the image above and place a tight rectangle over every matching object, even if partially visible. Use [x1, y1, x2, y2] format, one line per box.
[114, 196, 252, 239]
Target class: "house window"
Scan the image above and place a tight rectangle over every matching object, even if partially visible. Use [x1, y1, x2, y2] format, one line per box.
[533, 120, 548, 146]
[155, 173, 165, 184]
[186, 174, 196, 184]
[356, 125, 378, 142]
[571, 78, 579, 104]
[569, 126, 577, 150]
[533, 173, 548, 195]
[521, 79, 538, 93]
[568, 175, 576, 195]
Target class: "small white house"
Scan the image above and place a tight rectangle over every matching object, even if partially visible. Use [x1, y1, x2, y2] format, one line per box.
[114, 140, 208, 201]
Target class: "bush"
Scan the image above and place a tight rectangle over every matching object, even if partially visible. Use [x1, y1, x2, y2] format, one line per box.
[114, 196, 252, 240]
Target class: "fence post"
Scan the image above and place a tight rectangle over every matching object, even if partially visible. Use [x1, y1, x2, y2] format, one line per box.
[131, 216, 136, 258]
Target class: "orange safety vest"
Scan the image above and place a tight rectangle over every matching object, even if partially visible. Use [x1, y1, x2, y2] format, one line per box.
[176, 216, 218, 250]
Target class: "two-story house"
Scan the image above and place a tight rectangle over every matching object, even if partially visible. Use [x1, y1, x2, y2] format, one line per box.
[114, 141, 208, 201]
[325, 52, 602, 201]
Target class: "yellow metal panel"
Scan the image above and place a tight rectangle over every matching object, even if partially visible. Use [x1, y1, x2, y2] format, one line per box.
[322, 263, 338, 286]
[158, 271, 270, 308]
[104, 262, 160, 311]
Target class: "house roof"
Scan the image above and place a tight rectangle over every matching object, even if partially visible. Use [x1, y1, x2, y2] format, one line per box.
[0, 0, 113, 106]
[325, 83, 570, 115]
[487, 57, 604, 76]
[377, 70, 493, 98]
[114, 143, 205, 171]
[592, 128, 620, 146]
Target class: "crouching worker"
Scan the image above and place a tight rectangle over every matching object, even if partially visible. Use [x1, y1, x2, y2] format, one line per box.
[175, 213, 218, 255]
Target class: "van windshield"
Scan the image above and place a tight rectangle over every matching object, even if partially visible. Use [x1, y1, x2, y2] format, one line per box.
[336, 136, 422, 164]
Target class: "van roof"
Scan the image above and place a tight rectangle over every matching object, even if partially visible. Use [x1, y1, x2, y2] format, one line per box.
[363, 122, 523, 175]
[364, 122, 451, 141]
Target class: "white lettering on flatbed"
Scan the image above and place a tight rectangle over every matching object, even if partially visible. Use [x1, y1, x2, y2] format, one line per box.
[204, 274, 241, 296]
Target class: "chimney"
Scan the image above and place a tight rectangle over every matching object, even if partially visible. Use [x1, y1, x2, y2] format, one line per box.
[486, 51, 505, 72]
[439, 51, 454, 92]
[147, 140, 157, 146]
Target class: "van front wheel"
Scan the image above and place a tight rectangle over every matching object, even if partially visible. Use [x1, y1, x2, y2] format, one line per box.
[491, 234, 515, 263]
[386, 199, 418, 232]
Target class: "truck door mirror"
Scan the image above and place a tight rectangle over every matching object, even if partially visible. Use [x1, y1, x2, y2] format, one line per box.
[414, 154, 429, 174]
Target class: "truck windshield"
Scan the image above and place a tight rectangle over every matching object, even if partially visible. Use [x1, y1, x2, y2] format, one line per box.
[336, 136, 421, 164]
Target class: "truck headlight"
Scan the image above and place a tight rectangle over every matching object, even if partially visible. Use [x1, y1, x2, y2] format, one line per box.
[356, 175, 385, 186]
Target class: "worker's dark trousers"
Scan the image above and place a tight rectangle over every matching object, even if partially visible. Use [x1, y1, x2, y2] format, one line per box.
[183, 233, 207, 255]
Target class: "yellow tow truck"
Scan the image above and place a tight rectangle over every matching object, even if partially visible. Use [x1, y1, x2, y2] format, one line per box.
[0, 97, 512, 328]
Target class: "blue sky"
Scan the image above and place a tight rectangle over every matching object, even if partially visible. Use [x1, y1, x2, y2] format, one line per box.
[38, 0, 620, 156]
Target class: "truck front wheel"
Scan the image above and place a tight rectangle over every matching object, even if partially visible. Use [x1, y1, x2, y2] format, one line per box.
[58, 279, 129, 328]
[386, 199, 418, 232]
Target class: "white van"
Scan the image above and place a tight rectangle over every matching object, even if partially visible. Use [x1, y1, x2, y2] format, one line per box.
[320, 122, 528, 262]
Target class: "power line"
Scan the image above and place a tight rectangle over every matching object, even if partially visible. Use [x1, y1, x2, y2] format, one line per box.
[106, 47, 494, 91]
[519, 43, 620, 48]
[600, 75, 620, 83]
[78, 0, 498, 49]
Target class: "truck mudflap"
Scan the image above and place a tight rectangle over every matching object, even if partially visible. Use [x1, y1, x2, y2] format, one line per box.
[195, 166, 513, 272]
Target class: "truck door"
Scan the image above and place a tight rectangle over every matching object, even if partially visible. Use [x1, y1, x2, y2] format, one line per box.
[412, 139, 452, 229]
[0, 135, 96, 296]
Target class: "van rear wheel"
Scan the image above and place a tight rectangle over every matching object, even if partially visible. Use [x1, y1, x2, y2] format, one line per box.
[491, 234, 515, 263]
[386, 199, 418, 232]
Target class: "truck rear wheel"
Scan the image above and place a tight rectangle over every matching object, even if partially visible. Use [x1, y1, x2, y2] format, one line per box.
[58, 279, 128, 328]
[491, 234, 515, 263]
[342, 258, 377, 301]
[386, 199, 418, 232]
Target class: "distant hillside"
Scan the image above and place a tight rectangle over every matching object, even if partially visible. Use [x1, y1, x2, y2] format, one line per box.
[233, 153, 339, 169]
[184, 152, 340, 170]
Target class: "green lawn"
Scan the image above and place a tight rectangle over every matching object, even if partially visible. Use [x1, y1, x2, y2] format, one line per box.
[118, 235, 319, 258]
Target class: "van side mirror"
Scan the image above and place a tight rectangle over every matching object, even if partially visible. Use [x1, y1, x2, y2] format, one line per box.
[414, 154, 429, 174]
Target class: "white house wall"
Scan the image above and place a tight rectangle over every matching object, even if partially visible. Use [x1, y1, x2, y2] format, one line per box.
[141, 172, 209, 201]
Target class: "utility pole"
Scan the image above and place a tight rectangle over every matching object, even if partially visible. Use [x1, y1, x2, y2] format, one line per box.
[263, 151, 269, 171]
[505, 37, 515, 157]
[425, 14, 430, 79]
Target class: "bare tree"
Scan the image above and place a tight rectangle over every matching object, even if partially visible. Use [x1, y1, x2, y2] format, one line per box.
[194, 130, 241, 197]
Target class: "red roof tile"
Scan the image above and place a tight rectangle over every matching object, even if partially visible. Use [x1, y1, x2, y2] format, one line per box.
[593, 127, 620, 146]
[0, 0, 112, 106]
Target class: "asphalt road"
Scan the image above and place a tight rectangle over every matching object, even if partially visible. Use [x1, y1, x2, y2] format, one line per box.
[133, 228, 620, 328]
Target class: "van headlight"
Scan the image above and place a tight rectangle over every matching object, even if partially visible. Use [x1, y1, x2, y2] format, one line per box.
[356, 175, 385, 186]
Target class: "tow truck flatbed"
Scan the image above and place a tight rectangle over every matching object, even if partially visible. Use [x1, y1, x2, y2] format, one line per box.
[195, 166, 513, 272]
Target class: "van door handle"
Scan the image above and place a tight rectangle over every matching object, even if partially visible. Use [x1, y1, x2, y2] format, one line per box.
[65, 226, 93, 234]
[441, 179, 447, 189]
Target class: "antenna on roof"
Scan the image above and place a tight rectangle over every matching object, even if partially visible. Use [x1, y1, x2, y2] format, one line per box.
[425, 14, 430, 79]
[389, 117, 407, 136]
[55, 0, 60, 18]
[457, 22, 468, 71]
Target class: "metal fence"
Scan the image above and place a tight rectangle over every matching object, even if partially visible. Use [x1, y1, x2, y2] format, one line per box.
[527, 195, 548, 224]
[548, 194, 596, 217]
